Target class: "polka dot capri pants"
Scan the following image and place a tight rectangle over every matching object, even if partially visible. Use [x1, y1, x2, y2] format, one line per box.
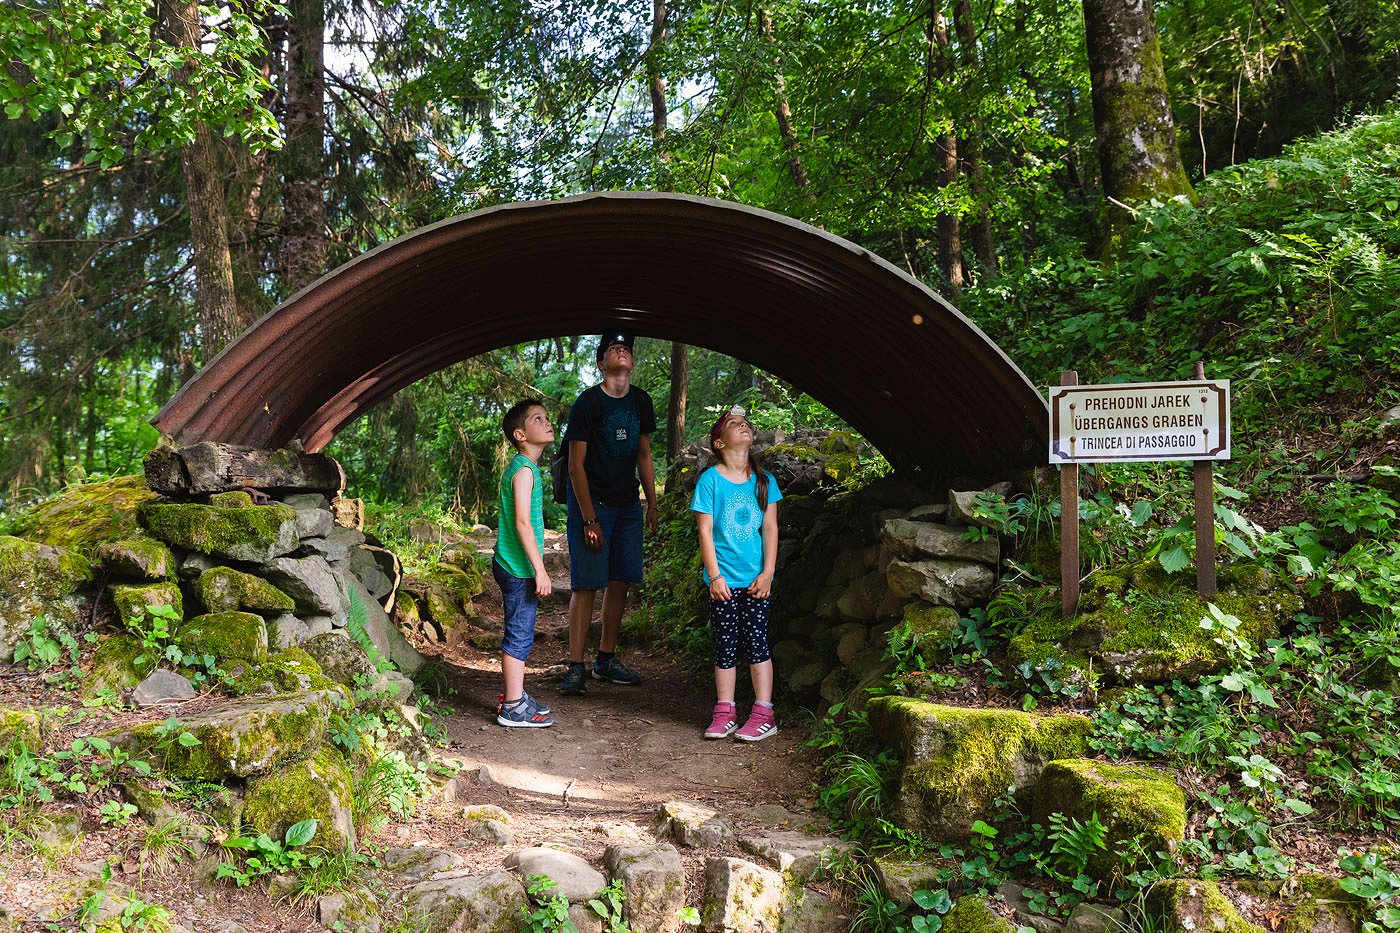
[709, 589, 773, 669]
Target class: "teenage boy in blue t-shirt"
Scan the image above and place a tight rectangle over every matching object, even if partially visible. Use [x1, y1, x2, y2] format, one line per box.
[560, 331, 659, 696]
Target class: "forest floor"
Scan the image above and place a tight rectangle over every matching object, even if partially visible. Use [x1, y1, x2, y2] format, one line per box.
[0, 587, 826, 932]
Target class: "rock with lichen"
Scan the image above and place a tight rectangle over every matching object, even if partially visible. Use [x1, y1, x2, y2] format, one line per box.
[868, 697, 1091, 841]
[1006, 559, 1300, 687]
[110, 688, 338, 780]
[15, 475, 157, 557]
[1147, 879, 1266, 933]
[227, 648, 344, 698]
[244, 745, 357, 851]
[0, 535, 91, 664]
[86, 634, 156, 696]
[138, 499, 299, 564]
[194, 567, 295, 614]
[1029, 758, 1186, 880]
[942, 895, 1017, 933]
[401, 869, 527, 933]
[175, 611, 268, 664]
[109, 581, 182, 633]
[97, 536, 174, 581]
[0, 707, 45, 754]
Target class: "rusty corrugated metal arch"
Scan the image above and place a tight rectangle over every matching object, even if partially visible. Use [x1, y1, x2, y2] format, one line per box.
[153, 191, 1049, 474]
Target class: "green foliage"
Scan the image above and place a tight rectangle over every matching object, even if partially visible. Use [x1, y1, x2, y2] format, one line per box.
[1340, 850, 1400, 933]
[521, 875, 577, 933]
[11, 614, 79, 673]
[215, 819, 321, 888]
[587, 880, 632, 932]
[353, 750, 429, 834]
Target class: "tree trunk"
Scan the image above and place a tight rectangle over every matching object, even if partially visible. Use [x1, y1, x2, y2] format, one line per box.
[647, 0, 669, 162]
[666, 342, 688, 465]
[928, 3, 967, 293]
[280, 0, 327, 293]
[758, 7, 815, 201]
[1083, 0, 1193, 217]
[952, 0, 997, 276]
[162, 0, 245, 357]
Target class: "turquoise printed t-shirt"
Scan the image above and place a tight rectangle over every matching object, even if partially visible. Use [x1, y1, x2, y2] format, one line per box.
[690, 467, 783, 587]
[494, 454, 544, 578]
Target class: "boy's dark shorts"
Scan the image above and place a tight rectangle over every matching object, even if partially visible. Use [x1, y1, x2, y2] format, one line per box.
[566, 489, 644, 590]
[492, 559, 538, 661]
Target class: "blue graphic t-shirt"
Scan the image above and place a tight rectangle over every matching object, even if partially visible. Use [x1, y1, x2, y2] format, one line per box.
[690, 467, 784, 587]
[564, 385, 657, 506]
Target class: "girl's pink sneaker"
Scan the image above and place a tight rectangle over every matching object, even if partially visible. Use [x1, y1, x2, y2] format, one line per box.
[735, 704, 778, 742]
[704, 702, 737, 739]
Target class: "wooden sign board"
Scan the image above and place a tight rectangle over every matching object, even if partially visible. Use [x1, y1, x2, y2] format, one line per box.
[1049, 380, 1231, 464]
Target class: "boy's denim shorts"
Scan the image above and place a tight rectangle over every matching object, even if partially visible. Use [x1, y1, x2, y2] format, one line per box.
[566, 489, 645, 591]
[492, 559, 538, 661]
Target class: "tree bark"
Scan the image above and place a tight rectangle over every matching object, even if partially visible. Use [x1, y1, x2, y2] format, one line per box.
[280, 0, 327, 293]
[1083, 0, 1193, 217]
[648, 0, 689, 465]
[758, 8, 815, 200]
[928, 2, 967, 293]
[952, 0, 997, 276]
[162, 0, 246, 356]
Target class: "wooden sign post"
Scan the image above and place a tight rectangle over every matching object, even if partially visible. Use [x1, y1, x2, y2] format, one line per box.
[1049, 366, 1231, 616]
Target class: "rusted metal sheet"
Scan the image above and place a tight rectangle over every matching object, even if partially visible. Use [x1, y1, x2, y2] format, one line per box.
[153, 191, 1049, 474]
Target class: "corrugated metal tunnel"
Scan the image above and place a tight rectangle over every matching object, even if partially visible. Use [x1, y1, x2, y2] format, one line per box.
[153, 192, 1048, 474]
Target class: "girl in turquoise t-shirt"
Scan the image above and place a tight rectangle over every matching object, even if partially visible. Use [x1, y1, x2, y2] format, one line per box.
[690, 407, 784, 742]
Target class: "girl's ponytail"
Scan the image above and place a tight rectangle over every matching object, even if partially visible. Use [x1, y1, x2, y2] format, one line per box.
[749, 450, 770, 512]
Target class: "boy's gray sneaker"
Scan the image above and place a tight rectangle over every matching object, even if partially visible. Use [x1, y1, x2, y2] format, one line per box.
[497, 696, 553, 728]
[592, 656, 641, 685]
[521, 691, 551, 716]
[560, 663, 587, 696]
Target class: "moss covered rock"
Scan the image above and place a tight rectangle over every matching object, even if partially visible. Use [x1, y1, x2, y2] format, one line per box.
[16, 475, 157, 557]
[244, 745, 356, 852]
[1281, 874, 1366, 933]
[943, 895, 1016, 933]
[895, 602, 962, 666]
[109, 582, 182, 633]
[175, 611, 268, 664]
[86, 634, 156, 696]
[114, 688, 338, 780]
[1147, 879, 1265, 933]
[96, 536, 174, 581]
[1030, 759, 1186, 881]
[303, 632, 376, 686]
[1007, 560, 1300, 686]
[0, 707, 45, 755]
[194, 567, 295, 614]
[0, 535, 91, 664]
[138, 500, 299, 564]
[228, 648, 345, 698]
[868, 697, 1091, 841]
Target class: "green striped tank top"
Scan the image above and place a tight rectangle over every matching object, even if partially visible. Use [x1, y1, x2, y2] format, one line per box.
[494, 453, 544, 578]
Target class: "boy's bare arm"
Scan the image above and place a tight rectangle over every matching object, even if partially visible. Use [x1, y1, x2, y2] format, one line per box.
[511, 467, 552, 597]
[568, 440, 604, 551]
[638, 434, 659, 532]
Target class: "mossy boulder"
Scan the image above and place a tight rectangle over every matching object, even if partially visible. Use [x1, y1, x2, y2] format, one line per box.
[138, 499, 299, 564]
[1029, 759, 1186, 881]
[96, 536, 174, 581]
[244, 745, 356, 852]
[114, 688, 338, 780]
[175, 611, 268, 664]
[1281, 874, 1367, 933]
[228, 648, 344, 698]
[868, 697, 1092, 841]
[1146, 879, 1265, 933]
[16, 475, 157, 557]
[86, 634, 155, 696]
[109, 581, 182, 633]
[0, 707, 45, 755]
[209, 490, 254, 509]
[194, 567, 295, 614]
[303, 632, 376, 686]
[895, 602, 962, 666]
[942, 895, 1016, 933]
[1007, 560, 1300, 686]
[402, 869, 528, 933]
[0, 535, 91, 664]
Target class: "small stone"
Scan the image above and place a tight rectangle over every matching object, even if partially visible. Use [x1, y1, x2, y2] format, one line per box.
[504, 847, 606, 903]
[656, 800, 735, 848]
[1065, 903, 1128, 933]
[467, 819, 514, 846]
[131, 670, 196, 708]
[380, 846, 464, 883]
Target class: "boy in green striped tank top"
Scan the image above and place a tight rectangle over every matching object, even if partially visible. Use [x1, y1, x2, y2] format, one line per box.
[492, 399, 556, 727]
